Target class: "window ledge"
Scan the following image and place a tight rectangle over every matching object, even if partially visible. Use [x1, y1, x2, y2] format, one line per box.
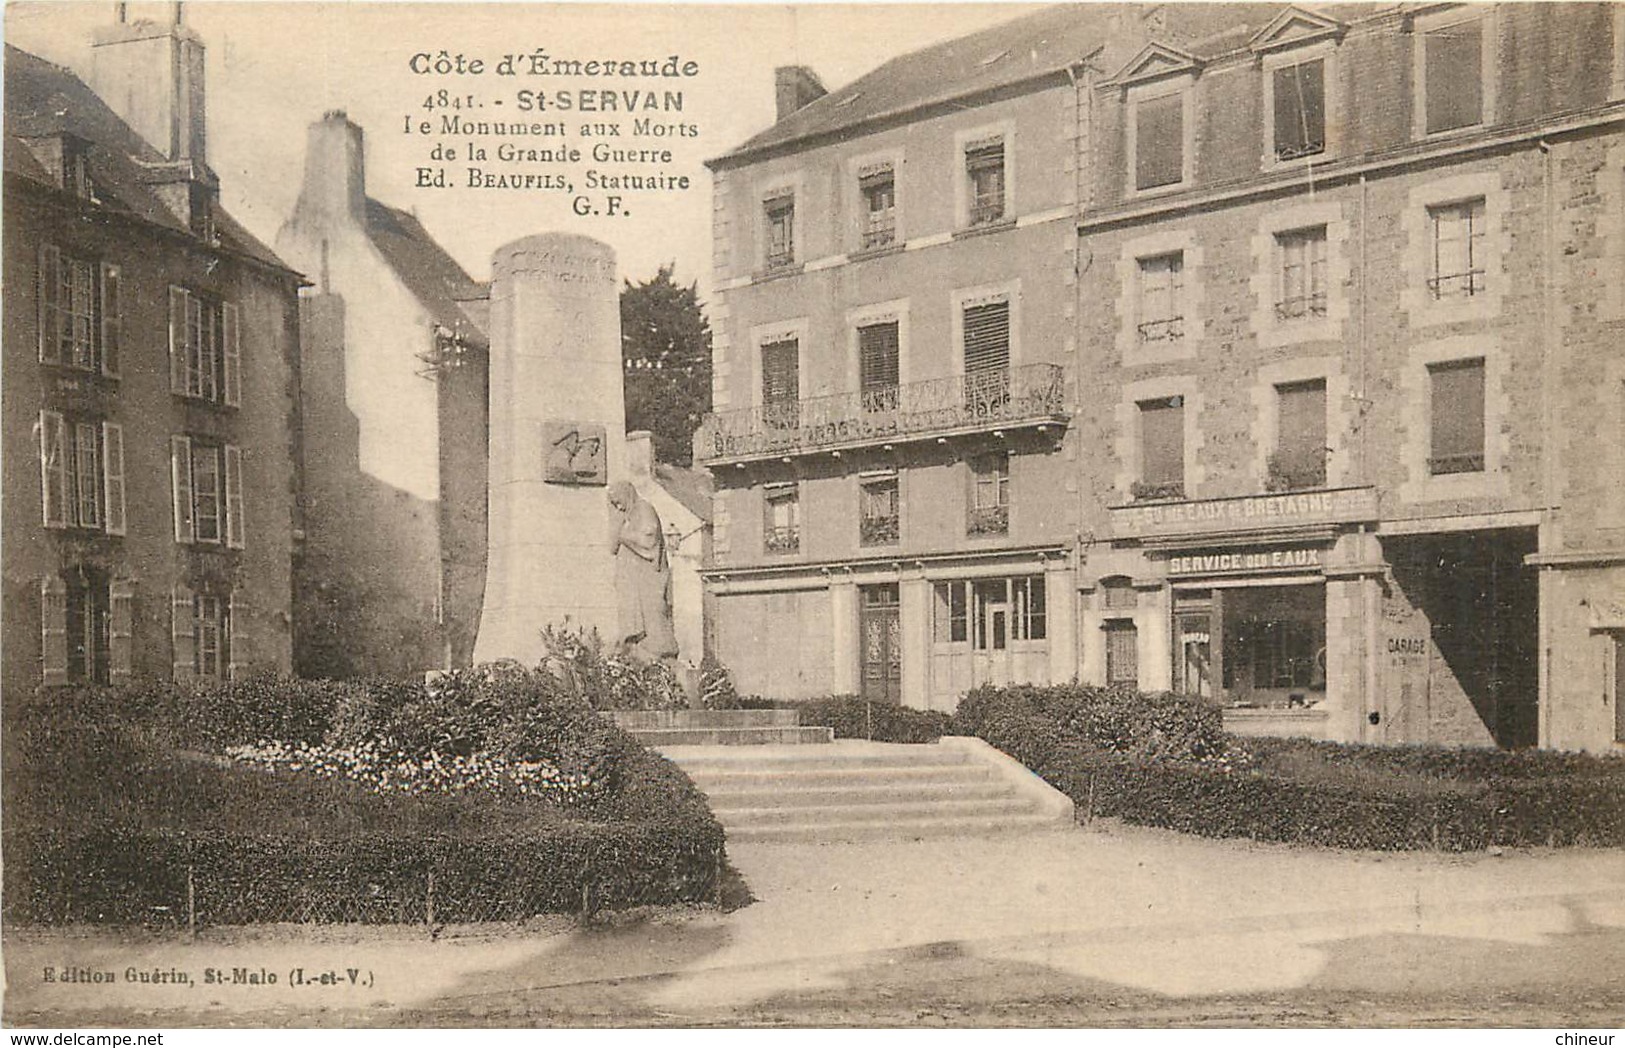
[752, 262, 806, 284]
[952, 218, 1017, 241]
[850, 243, 905, 262]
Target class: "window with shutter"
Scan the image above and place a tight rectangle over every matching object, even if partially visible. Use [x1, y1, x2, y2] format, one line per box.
[74, 422, 101, 529]
[222, 301, 241, 406]
[102, 422, 126, 536]
[858, 322, 900, 411]
[1272, 380, 1328, 490]
[1428, 358, 1486, 474]
[1106, 621, 1139, 687]
[227, 591, 247, 680]
[39, 410, 68, 528]
[761, 338, 799, 428]
[41, 576, 68, 686]
[1135, 93, 1184, 191]
[1428, 199, 1486, 299]
[764, 195, 795, 269]
[100, 263, 121, 377]
[171, 584, 196, 680]
[762, 483, 800, 554]
[1276, 227, 1328, 320]
[962, 301, 1009, 374]
[193, 445, 222, 544]
[1272, 60, 1326, 161]
[224, 444, 246, 549]
[967, 452, 1009, 536]
[965, 142, 1005, 225]
[859, 475, 900, 546]
[195, 594, 225, 680]
[66, 569, 110, 684]
[169, 286, 189, 393]
[1138, 396, 1186, 495]
[109, 578, 134, 682]
[171, 436, 195, 543]
[1137, 253, 1185, 342]
[1423, 19, 1484, 134]
[860, 167, 897, 248]
[38, 244, 62, 364]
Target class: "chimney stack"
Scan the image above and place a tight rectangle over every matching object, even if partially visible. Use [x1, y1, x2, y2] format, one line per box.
[290, 111, 368, 228]
[774, 65, 827, 122]
[90, 3, 207, 165]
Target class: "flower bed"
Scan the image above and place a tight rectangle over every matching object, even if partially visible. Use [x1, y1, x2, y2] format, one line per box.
[2, 670, 725, 926]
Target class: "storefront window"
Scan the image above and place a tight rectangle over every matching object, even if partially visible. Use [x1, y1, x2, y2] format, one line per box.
[1220, 585, 1326, 707]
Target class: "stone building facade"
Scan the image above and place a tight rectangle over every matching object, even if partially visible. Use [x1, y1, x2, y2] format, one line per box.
[702, 3, 1625, 752]
[2, 15, 304, 698]
[276, 113, 490, 677]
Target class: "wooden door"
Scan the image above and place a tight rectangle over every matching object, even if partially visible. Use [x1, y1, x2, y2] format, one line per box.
[860, 584, 902, 704]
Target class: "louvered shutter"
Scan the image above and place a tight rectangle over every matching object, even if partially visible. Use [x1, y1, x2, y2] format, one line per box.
[170, 435, 195, 544]
[75, 423, 101, 529]
[1140, 397, 1186, 487]
[859, 322, 900, 394]
[100, 262, 121, 377]
[109, 578, 134, 682]
[39, 410, 69, 528]
[223, 444, 246, 549]
[1136, 93, 1184, 190]
[171, 584, 196, 681]
[1430, 359, 1486, 460]
[227, 590, 248, 681]
[761, 339, 799, 405]
[1276, 380, 1327, 464]
[962, 301, 1009, 374]
[1425, 21, 1483, 133]
[1273, 61, 1325, 159]
[168, 286, 189, 393]
[221, 301, 241, 406]
[102, 422, 126, 536]
[38, 244, 61, 364]
[41, 576, 68, 686]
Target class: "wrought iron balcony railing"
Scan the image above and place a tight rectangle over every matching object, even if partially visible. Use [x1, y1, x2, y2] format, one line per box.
[1426, 269, 1485, 300]
[763, 525, 801, 553]
[697, 362, 1067, 464]
[1428, 452, 1485, 476]
[1274, 292, 1328, 321]
[968, 504, 1010, 536]
[859, 514, 900, 546]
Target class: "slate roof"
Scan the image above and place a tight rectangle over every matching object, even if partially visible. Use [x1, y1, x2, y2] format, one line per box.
[4, 45, 296, 275]
[711, 3, 1293, 167]
[363, 197, 489, 345]
[654, 461, 714, 523]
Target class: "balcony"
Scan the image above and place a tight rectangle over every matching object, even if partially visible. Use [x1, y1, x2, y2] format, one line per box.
[697, 363, 1068, 466]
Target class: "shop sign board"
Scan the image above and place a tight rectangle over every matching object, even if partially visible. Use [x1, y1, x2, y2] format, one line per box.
[1166, 546, 1324, 577]
[1112, 487, 1378, 539]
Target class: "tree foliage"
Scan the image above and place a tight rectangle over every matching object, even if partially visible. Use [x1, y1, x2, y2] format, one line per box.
[620, 264, 712, 466]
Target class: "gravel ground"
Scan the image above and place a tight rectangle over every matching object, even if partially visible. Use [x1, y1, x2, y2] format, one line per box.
[6, 819, 1624, 1027]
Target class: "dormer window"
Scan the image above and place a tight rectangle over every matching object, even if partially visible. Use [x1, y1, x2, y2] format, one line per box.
[1413, 7, 1495, 138]
[1271, 59, 1325, 161]
[1113, 43, 1201, 195]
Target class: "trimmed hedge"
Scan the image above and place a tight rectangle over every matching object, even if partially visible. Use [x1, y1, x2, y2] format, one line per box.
[954, 684, 1625, 851]
[2, 675, 725, 925]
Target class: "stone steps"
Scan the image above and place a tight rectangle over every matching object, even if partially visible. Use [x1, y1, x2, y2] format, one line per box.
[609, 708, 832, 746]
[663, 738, 1075, 843]
[624, 725, 836, 747]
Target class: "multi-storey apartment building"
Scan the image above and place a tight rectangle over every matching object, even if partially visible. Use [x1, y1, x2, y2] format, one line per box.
[700, 8, 1232, 708]
[2, 12, 304, 697]
[1075, 2, 1625, 752]
[703, 3, 1625, 752]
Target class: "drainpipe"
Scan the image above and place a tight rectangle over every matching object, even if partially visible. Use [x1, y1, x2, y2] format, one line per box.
[1537, 138, 1557, 748]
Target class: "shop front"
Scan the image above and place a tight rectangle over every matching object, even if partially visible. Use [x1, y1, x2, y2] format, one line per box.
[1098, 487, 1383, 741]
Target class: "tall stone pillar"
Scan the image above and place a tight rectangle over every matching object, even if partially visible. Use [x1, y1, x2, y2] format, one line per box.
[474, 234, 625, 665]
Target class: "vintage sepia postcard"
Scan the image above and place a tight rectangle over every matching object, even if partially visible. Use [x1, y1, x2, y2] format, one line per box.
[2, 0, 1623, 1032]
